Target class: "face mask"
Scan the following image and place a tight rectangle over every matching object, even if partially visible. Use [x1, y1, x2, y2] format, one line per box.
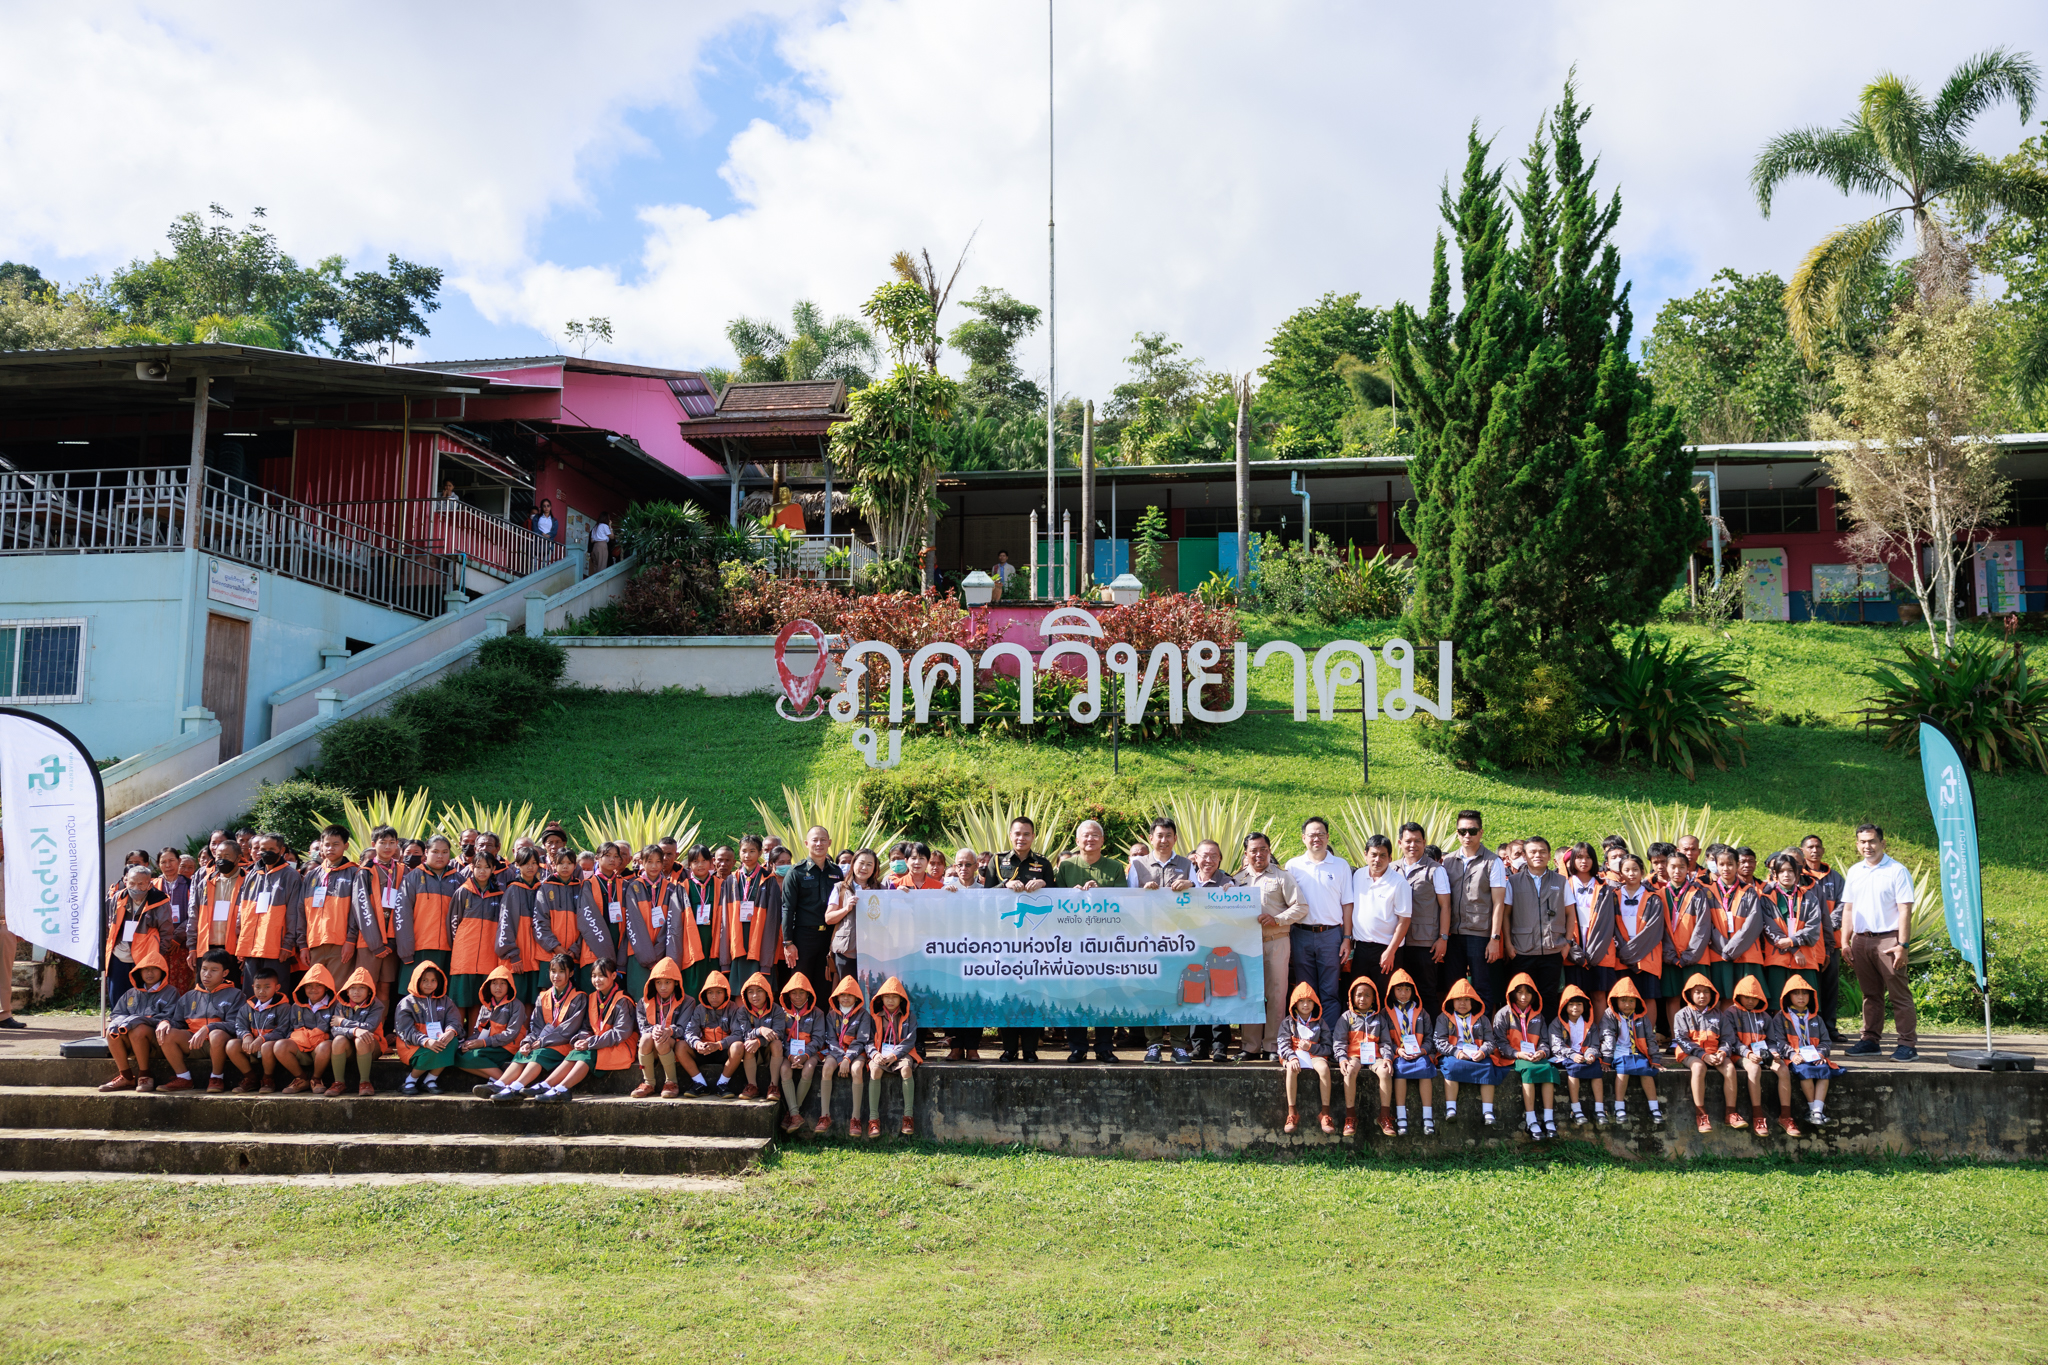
[406, 853, 423, 867]
[890, 860, 908, 875]
[257, 849, 280, 868]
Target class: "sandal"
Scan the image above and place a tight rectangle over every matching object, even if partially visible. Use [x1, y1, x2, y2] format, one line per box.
[1697, 1112, 1713, 1134]
[1283, 1108, 1299, 1135]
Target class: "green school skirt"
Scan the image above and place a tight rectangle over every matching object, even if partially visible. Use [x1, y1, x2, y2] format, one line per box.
[625, 959, 652, 1000]
[458, 1045, 513, 1071]
[1762, 965, 1794, 1005]
[404, 949, 452, 980]
[409, 1038, 460, 1070]
[1707, 961, 1738, 1000]
[565, 1047, 598, 1066]
[574, 964, 593, 992]
[1661, 964, 1688, 999]
[449, 972, 485, 1009]
[1512, 1058, 1560, 1086]
[515, 1046, 568, 1069]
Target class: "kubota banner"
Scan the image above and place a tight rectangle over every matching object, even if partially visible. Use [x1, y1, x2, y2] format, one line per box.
[855, 886, 1268, 1028]
[0, 708, 104, 967]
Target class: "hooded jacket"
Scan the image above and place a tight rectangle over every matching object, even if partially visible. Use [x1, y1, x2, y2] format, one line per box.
[667, 870, 721, 970]
[176, 974, 246, 1034]
[622, 868, 672, 968]
[303, 860, 365, 951]
[189, 868, 243, 955]
[289, 963, 339, 1049]
[1562, 873, 1612, 968]
[350, 858, 407, 959]
[1546, 985, 1604, 1067]
[683, 970, 738, 1052]
[467, 964, 529, 1051]
[532, 874, 585, 961]
[1708, 880, 1768, 966]
[1777, 974, 1838, 1067]
[1276, 982, 1328, 1062]
[1761, 883, 1827, 972]
[104, 884, 171, 967]
[234, 860, 304, 964]
[722, 863, 784, 968]
[497, 874, 545, 971]
[1382, 968, 1436, 1061]
[524, 979, 589, 1051]
[638, 957, 690, 1036]
[868, 976, 919, 1062]
[1434, 978, 1504, 1062]
[825, 978, 873, 1059]
[579, 973, 639, 1069]
[577, 871, 631, 967]
[329, 966, 387, 1040]
[395, 862, 463, 958]
[1508, 868, 1571, 955]
[450, 872, 507, 978]
[1797, 866, 1846, 962]
[1726, 975, 1787, 1061]
[108, 950, 179, 1030]
[1493, 971, 1551, 1061]
[1330, 977, 1388, 1063]
[1665, 880, 1717, 969]
[737, 970, 783, 1044]
[1601, 882, 1669, 975]
[1599, 978, 1657, 1063]
[1671, 972, 1734, 1061]
[395, 960, 463, 1061]
[777, 973, 826, 1061]
[235, 982, 294, 1042]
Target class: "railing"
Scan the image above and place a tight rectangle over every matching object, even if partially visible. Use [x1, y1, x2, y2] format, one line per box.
[313, 498, 566, 581]
[754, 531, 866, 583]
[0, 466, 458, 619]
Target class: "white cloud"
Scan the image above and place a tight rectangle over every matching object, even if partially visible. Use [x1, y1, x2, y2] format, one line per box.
[4, 0, 2045, 396]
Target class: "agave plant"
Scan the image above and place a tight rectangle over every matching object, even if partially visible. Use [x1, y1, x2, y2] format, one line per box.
[1336, 795, 1452, 860]
[439, 799, 554, 848]
[1157, 789, 1272, 863]
[1614, 801, 1744, 858]
[1862, 637, 2048, 775]
[942, 791, 1072, 863]
[311, 787, 436, 853]
[1585, 631, 1752, 780]
[576, 797, 701, 855]
[752, 782, 902, 859]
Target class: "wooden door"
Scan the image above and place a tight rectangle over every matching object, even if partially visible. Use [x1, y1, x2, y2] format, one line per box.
[203, 614, 251, 760]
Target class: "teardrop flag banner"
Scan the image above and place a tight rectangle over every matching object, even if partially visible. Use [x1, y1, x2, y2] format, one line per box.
[0, 708, 105, 968]
[1916, 716, 1985, 990]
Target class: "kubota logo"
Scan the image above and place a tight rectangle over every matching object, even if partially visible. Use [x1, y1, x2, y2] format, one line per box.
[26, 753, 65, 790]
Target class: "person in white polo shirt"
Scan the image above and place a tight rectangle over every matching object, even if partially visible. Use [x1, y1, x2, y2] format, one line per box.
[1285, 817, 1352, 1020]
[1345, 833, 1409, 1014]
[1840, 823, 1917, 1060]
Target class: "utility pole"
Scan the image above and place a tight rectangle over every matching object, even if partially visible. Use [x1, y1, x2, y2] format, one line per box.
[1234, 374, 1251, 587]
[1044, 0, 1056, 603]
[1080, 399, 1095, 593]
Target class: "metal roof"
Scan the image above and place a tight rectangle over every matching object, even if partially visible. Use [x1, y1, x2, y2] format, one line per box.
[939, 454, 1411, 489]
[0, 343, 493, 420]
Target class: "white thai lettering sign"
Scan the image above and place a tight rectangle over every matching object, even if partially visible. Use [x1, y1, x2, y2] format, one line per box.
[206, 559, 260, 611]
[773, 606, 1451, 769]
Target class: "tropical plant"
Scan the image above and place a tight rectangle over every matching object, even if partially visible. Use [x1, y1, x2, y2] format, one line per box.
[752, 782, 901, 860]
[1585, 631, 1753, 780]
[889, 242, 973, 374]
[615, 500, 713, 565]
[1156, 790, 1272, 864]
[829, 286, 956, 561]
[724, 300, 878, 388]
[440, 799, 554, 847]
[1258, 293, 1391, 459]
[1861, 636, 2048, 774]
[943, 792, 1072, 866]
[1640, 267, 1825, 444]
[1750, 46, 2048, 363]
[1193, 570, 1236, 607]
[948, 285, 1043, 413]
[1131, 505, 1170, 594]
[575, 797, 700, 855]
[1614, 801, 1743, 858]
[312, 787, 437, 853]
[1339, 796, 1454, 859]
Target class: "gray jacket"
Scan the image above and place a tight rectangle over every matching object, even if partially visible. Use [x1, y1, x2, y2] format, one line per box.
[395, 989, 463, 1050]
[1603, 885, 1669, 968]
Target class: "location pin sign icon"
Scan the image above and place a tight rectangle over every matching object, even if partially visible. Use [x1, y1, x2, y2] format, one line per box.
[775, 618, 830, 720]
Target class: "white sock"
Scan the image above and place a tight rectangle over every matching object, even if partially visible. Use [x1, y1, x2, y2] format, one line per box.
[1445, 1100, 1458, 1116]
[1396, 1105, 1408, 1120]
[1543, 1108, 1554, 1123]
[1615, 1100, 1627, 1116]
[1570, 1102, 1584, 1116]
[1481, 1102, 1494, 1116]
[176, 1071, 190, 1080]
[1421, 1106, 1433, 1119]
[1525, 1112, 1542, 1130]
[1811, 1100, 1824, 1118]
[1648, 1099, 1663, 1115]
[506, 1080, 525, 1091]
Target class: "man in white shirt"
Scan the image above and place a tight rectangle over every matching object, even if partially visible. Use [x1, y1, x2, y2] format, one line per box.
[1345, 834, 1408, 1012]
[589, 519, 612, 574]
[1284, 817, 1352, 1019]
[1840, 823, 1917, 1059]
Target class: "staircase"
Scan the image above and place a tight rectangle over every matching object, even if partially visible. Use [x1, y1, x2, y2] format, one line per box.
[0, 1073, 775, 1179]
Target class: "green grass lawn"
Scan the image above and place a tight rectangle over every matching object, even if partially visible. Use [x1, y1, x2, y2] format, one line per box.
[3, 1150, 2045, 1363]
[448, 617, 2046, 932]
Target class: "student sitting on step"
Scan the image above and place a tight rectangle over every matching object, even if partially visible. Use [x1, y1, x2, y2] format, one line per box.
[483, 952, 585, 1101]
[1779, 974, 1842, 1129]
[1277, 982, 1334, 1136]
[866, 976, 920, 1139]
[101, 948, 178, 1092]
[1384, 969, 1438, 1135]
[776, 972, 825, 1135]
[1600, 977, 1663, 1124]
[680, 969, 743, 1098]
[1673, 972, 1739, 1135]
[1332, 975, 1393, 1138]
[227, 965, 293, 1094]
[1548, 984, 1610, 1126]
[157, 949, 245, 1093]
[819, 977, 872, 1136]
[1728, 974, 1798, 1137]
[1496, 972, 1559, 1140]
[633, 956, 689, 1098]
[736, 971, 785, 1102]
[395, 961, 463, 1096]
[278, 963, 337, 1094]
[527, 955, 637, 1105]
[1435, 977, 1509, 1126]
[456, 965, 529, 1089]
[326, 966, 387, 1097]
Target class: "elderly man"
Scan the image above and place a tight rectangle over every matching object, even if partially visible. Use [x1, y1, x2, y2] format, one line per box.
[1059, 820, 1126, 1064]
[1235, 831, 1305, 1061]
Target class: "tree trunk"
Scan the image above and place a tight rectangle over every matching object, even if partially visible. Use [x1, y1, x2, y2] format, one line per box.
[1234, 375, 1251, 588]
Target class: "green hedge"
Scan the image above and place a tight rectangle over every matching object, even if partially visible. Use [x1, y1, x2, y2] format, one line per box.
[317, 640, 562, 792]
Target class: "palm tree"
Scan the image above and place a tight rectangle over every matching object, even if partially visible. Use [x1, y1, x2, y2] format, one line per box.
[724, 300, 878, 388]
[1751, 47, 2048, 362]
[889, 234, 975, 373]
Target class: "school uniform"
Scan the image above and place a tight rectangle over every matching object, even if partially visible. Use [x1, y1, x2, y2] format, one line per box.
[1662, 881, 1715, 1001]
[395, 864, 463, 984]
[514, 981, 588, 1070]
[578, 873, 633, 989]
[531, 875, 587, 986]
[102, 886, 173, 1004]
[1760, 883, 1828, 1006]
[460, 964, 530, 1071]
[722, 865, 785, 990]
[107, 951, 180, 1033]
[394, 961, 463, 1072]
[681, 970, 739, 1076]
[618, 871, 671, 1000]
[573, 980, 639, 1073]
[1331, 981, 1390, 1070]
[1599, 980, 1660, 1077]
[234, 863, 304, 986]
[188, 869, 244, 966]
[448, 874, 506, 1009]
[638, 958, 691, 1051]
[777, 975, 826, 1070]
[669, 873, 723, 999]
[1778, 974, 1844, 1081]
[1671, 973, 1735, 1065]
[1393, 857, 1450, 1027]
[350, 858, 406, 1005]
[302, 861, 365, 986]
[1505, 869, 1569, 1008]
[236, 988, 293, 1054]
[1547, 986, 1607, 1083]
[1707, 881, 1768, 1003]
[1561, 873, 1614, 994]
[1494, 971, 1558, 1086]
[329, 966, 387, 1055]
[496, 876, 546, 1003]
[1275, 982, 1329, 1068]
[1725, 976, 1787, 1075]
[286, 963, 339, 1060]
[1798, 862, 1848, 1041]
[735, 970, 786, 1088]
[1383, 968, 1438, 1079]
[1603, 884, 1669, 1002]
[1434, 979, 1509, 1085]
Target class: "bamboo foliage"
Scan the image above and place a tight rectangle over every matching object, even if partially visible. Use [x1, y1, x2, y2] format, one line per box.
[312, 787, 436, 854]
[576, 797, 701, 854]
[1156, 789, 1272, 863]
[941, 791, 1071, 864]
[1614, 800, 1742, 856]
[752, 783, 902, 859]
[1336, 796, 1452, 862]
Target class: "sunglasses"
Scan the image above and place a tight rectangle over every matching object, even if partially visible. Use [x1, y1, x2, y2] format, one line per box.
[1456, 827, 1481, 836]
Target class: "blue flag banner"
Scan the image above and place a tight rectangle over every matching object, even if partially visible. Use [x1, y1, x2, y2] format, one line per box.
[1918, 718, 1986, 990]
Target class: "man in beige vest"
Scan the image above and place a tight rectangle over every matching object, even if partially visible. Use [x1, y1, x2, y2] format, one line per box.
[1234, 831, 1304, 1061]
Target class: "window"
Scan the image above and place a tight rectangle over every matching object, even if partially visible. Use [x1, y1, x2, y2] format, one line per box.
[1717, 487, 1819, 537]
[0, 618, 86, 703]
[2008, 479, 2048, 529]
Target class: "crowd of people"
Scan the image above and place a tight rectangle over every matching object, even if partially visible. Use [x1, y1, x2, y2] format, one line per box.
[90, 807, 1915, 1141]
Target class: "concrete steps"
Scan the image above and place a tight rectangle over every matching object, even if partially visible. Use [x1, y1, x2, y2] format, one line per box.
[0, 1085, 774, 1179]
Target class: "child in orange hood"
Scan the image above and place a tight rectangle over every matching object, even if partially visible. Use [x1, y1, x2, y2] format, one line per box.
[867, 977, 919, 1139]
[1547, 984, 1609, 1127]
[819, 977, 872, 1137]
[1434, 977, 1508, 1126]
[1672, 972, 1740, 1135]
[1384, 969, 1438, 1136]
[101, 949, 177, 1092]
[394, 961, 463, 1096]
[326, 965, 386, 1097]
[736, 971, 785, 1102]
[277, 962, 337, 1094]
[680, 969, 743, 1098]
[1277, 982, 1334, 1136]
[1728, 974, 1798, 1137]
[1495, 972, 1558, 1140]
[634, 957, 689, 1098]
[776, 973, 826, 1134]
[1599, 976, 1664, 1123]
[1781, 974, 1842, 1129]
[457, 964, 528, 1089]
[1332, 976, 1393, 1138]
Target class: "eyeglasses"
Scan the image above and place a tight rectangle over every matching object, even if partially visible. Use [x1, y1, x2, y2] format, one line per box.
[1456, 827, 1481, 837]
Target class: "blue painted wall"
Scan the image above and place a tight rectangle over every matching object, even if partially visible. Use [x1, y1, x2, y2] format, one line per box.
[1, 549, 415, 761]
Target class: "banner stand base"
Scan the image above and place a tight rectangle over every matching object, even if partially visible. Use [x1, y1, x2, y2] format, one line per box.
[57, 1038, 110, 1059]
[1946, 1050, 2035, 1072]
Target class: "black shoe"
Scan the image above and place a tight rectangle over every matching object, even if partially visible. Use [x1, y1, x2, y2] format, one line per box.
[1066, 1050, 1089, 1064]
[1893, 1045, 1918, 1062]
[471, 1083, 501, 1099]
[1190, 1044, 1212, 1061]
[1095, 1049, 1119, 1064]
[491, 1087, 527, 1105]
[998, 1049, 1019, 1063]
[1022, 1052, 1040, 1062]
[1846, 1040, 1882, 1055]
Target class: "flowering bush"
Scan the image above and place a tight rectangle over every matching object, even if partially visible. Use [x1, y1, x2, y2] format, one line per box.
[1095, 593, 1241, 653]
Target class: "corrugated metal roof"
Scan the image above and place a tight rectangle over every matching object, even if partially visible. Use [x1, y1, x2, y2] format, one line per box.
[711, 379, 846, 416]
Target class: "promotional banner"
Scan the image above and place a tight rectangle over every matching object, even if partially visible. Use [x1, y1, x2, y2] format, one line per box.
[1918, 717, 1986, 989]
[0, 709, 105, 967]
[856, 885, 1267, 1028]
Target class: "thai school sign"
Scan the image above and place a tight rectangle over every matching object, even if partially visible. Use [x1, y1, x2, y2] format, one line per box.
[855, 885, 1268, 1028]
[774, 605, 1452, 769]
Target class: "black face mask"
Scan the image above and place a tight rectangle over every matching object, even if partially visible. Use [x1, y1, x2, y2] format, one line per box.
[405, 853, 424, 868]
[216, 856, 237, 873]
[257, 849, 281, 869]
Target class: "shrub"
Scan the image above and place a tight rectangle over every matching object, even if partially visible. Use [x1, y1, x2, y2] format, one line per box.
[477, 633, 567, 686]
[548, 601, 635, 637]
[1584, 630, 1752, 780]
[1132, 505, 1170, 595]
[447, 664, 552, 727]
[858, 767, 993, 844]
[1913, 915, 2048, 1027]
[390, 677, 501, 770]
[314, 714, 423, 795]
[245, 778, 354, 854]
[855, 552, 924, 596]
[1250, 533, 1411, 624]
[615, 499, 712, 564]
[715, 563, 849, 635]
[615, 560, 725, 635]
[1861, 636, 2048, 775]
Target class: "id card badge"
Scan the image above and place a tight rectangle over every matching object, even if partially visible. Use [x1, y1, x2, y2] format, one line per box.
[383, 888, 400, 910]
[739, 898, 754, 923]
[1400, 1037, 1421, 1058]
[309, 884, 327, 908]
[651, 906, 666, 930]
[121, 920, 138, 943]
[1798, 1045, 1821, 1063]
[1362, 1039, 1379, 1063]
[255, 891, 273, 915]
[608, 901, 622, 925]
[696, 902, 712, 926]
[212, 898, 231, 923]
[1521, 1043, 1537, 1059]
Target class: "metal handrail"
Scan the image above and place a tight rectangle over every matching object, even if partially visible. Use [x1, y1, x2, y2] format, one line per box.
[311, 497, 565, 581]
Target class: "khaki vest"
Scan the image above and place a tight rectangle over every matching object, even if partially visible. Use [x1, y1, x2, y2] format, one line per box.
[1401, 860, 1443, 941]
[1443, 852, 1500, 937]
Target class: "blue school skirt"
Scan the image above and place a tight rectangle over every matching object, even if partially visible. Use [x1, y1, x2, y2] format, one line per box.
[1563, 1059, 1607, 1081]
[1791, 1059, 1844, 1080]
[1612, 1054, 1659, 1077]
[1393, 1055, 1438, 1079]
[1441, 1056, 1507, 1085]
